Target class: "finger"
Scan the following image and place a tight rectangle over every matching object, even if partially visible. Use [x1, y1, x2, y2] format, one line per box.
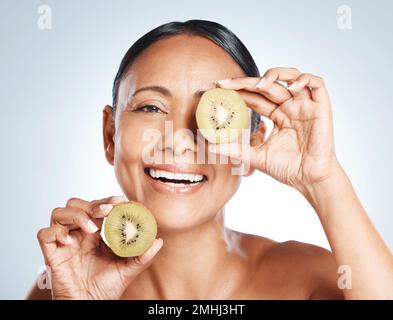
[129, 238, 164, 266]
[208, 142, 261, 172]
[37, 225, 73, 258]
[115, 238, 164, 285]
[209, 142, 242, 160]
[260, 67, 301, 86]
[288, 73, 329, 103]
[51, 207, 99, 234]
[66, 195, 127, 218]
[287, 79, 312, 99]
[66, 195, 127, 210]
[259, 67, 313, 100]
[236, 90, 288, 126]
[217, 75, 292, 105]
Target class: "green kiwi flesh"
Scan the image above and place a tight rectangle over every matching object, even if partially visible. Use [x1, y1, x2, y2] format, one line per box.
[196, 88, 249, 144]
[104, 201, 157, 257]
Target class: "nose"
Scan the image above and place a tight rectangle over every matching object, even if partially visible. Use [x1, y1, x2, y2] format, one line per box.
[161, 112, 198, 159]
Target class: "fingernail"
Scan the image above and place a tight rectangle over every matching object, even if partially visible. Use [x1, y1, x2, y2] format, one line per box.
[153, 238, 164, 253]
[140, 238, 163, 262]
[288, 81, 298, 91]
[65, 235, 73, 245]
[112, 195, 127, 202]
[87, 220, 99, 233]
[217, 78, 231, 85]
[209, 144, 217, 152]
[99, 204, 113, 213]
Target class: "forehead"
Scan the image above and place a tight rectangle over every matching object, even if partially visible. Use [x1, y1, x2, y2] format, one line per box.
[117, 35, 245, 102]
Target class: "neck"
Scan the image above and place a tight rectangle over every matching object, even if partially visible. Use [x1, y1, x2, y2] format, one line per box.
[137, 209, 245, 299]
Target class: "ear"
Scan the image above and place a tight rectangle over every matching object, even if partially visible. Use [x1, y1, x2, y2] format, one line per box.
[103, 105, 115, 166]
[243, 120, 266, 177]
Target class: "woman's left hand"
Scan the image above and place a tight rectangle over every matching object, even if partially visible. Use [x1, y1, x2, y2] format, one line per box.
[211, 67, 340, 191]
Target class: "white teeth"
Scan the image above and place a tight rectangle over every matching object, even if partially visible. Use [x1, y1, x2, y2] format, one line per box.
[167, 171, 175, 180]
[148, 168, 204, 183]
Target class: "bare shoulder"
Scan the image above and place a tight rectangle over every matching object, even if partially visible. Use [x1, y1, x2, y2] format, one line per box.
[231, 230, 344, 299]
[269, 240, 344, 299]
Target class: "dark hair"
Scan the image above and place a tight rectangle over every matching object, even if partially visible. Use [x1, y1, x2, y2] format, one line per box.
[112, 19, 261, 133]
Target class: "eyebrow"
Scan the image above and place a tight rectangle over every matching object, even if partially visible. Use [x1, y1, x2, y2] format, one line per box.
[132, 85, 207, 98]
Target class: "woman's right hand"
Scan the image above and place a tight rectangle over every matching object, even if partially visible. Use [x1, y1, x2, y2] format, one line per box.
[37, 196, 163, 300]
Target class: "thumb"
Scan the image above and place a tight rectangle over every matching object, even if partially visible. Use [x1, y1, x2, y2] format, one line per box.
[117, 238, 163, 284]
[208, 142, 264, 174]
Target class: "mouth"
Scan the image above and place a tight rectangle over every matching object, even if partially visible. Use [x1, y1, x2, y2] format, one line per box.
[143, 165, 208, 194]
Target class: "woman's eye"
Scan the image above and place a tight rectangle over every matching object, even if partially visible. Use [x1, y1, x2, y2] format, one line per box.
[135, 104, 163, 113]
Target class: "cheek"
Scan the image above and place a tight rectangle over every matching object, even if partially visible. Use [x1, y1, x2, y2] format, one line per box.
[114, 119, 152, 163]
[212, 163, 242, 201]
[113, 120, 146, 183]
[113, 119, 158, 200]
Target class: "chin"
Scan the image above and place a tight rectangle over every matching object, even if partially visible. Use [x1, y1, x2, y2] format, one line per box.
[143, 196, 214, 232]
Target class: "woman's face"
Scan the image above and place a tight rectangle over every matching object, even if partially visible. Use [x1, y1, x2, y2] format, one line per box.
[103, 34, 249, 232]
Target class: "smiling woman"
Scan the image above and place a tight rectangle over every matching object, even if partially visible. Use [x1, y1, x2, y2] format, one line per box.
[27, 19, 393, 300]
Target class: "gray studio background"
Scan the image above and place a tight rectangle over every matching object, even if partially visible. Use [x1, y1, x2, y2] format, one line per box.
[1, 0, 392, 299]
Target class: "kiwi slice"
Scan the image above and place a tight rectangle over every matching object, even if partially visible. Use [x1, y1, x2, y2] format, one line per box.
[196, 88, 249, 144]
[103, 201, 157, 257]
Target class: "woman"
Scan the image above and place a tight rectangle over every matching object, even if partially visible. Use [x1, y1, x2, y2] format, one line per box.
[27, 20, 393, 300]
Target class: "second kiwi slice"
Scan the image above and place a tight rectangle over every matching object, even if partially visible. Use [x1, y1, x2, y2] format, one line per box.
[103, 201, 157, 257]
[196, 88, 249, 144]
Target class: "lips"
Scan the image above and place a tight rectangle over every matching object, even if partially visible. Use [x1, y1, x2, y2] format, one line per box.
[143, 164, 208, 194]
